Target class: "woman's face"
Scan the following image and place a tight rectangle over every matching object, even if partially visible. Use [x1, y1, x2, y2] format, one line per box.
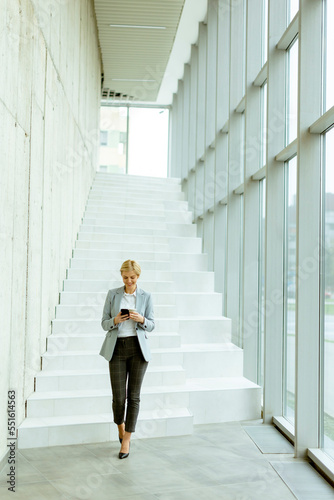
[121, 271, 139, 289]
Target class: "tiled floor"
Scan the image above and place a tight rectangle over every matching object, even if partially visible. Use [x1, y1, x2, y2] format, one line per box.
[0, 421, 333, 500]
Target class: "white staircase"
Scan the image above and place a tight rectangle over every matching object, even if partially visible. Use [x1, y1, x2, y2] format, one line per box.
[17, 172, 261, 449]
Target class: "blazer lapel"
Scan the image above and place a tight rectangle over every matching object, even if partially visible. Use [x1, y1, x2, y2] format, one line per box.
[136, 286, 144, 314]
[114, 286, 124, 313]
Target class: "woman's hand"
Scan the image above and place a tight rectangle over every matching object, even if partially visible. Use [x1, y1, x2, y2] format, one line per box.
[114, 311, 130, 325]
[129, 311, 144, 324]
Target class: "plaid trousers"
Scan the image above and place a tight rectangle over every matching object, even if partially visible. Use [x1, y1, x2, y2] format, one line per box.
[108, 335, 148, 433]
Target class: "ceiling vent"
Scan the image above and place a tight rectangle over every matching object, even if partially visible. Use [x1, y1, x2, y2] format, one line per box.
[101, 88, 136, 101]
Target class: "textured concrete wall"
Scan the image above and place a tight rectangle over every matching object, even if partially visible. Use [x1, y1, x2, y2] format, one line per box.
[0, 0, 101, 463]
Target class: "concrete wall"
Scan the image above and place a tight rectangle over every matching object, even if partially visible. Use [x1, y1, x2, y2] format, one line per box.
[0, 0, 101, 464]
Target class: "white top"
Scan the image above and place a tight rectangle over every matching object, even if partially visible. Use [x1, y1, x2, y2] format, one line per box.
[117, 288, 137, 338]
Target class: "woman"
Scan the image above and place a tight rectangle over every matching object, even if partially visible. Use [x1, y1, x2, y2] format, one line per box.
[100, 259, 155, 459]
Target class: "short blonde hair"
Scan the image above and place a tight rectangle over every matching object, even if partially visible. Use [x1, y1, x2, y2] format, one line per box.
[120, 259, 141, 276]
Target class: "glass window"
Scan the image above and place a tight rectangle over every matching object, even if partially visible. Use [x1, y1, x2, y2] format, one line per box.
[324, 0, 334, 111]
[286, 38, 298, 145]
[258, 178, 266, 389]
[241, 112, 245, 182]
[322, 126, 334, 460]
[288, 0, 299, 24]
[261, 82, 267, 168]
[239, 194, 244, 348]
[100, 131, 108, 146]
[262, 0, 268, 64]
[223, 206, 228, 317]
[99, 107, 128, 174]
[283, 156, 297, 425]
[128, 108, 169, 177]
[242, 0, 247, 95]
[99, 106, 169, 177]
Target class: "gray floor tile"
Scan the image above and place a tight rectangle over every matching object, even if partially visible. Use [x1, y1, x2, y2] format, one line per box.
[3, 421, 332, 500]
[153, 486, 221, 500]
[18, 443, 98, 462]
[162, 463, 223, 488]
[155, 479, 297, 500]
[0, 453, 47, 486]
[0, 480, 71, 500]
[112, 449, 176, 473]
[206, 479, 296, 500]
[199, 458, 278, 486]
[30, 454, 120, 481]
[121, 467, 197, 495]
[50, 473, 150, 500]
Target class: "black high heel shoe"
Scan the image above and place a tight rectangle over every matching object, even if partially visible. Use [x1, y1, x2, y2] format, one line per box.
[119, 442, 130, 459]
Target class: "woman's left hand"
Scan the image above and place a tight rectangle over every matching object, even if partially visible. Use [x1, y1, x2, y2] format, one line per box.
[129, 311, 144, 324]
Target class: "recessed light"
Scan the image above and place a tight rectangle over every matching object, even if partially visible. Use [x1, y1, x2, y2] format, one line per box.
[109, 24, 166, 30]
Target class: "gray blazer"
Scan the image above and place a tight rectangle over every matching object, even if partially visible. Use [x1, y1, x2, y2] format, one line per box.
[99, 285, 155, 362]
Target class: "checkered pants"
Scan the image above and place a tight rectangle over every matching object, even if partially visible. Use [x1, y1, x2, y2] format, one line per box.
[108, 336, 148, 433]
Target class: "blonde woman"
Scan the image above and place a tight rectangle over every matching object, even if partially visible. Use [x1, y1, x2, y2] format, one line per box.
[100, 260, 155, 459]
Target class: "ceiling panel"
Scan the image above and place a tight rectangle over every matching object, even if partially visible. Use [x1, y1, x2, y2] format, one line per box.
[94, 0, 185, 102]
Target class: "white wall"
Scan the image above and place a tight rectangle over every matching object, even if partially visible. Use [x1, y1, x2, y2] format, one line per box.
[0, 0, 101, 464]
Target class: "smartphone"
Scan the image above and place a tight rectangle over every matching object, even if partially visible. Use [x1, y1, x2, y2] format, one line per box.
[121, 308, 130, 317]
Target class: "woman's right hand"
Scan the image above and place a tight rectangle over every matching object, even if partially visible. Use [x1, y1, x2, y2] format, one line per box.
[114, 311, 129, 325]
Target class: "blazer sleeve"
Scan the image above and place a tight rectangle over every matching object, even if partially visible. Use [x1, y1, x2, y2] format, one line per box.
[101, 290, 118, 332]
[137, 292, 155, 333]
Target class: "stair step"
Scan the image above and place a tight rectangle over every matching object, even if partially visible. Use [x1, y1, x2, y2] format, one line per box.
[69, 258, 172, 271]
[58, 291, 223, 316]
[84, 208, 192, 222]
[184, 377, 261, 424]
[72, 249, 172, 261]
[59, 291, 176, 305]
[25, 376, 259, 419]
[35, 365, 186, 391]
[84, 206, 167, 217]
[82, 218, 169, 230]
[69, 255, 207, 272]
[55, 303, 176, 319]
[59, 290, 220, 303]
[51, 317, 230, 334]
[76, 235, 203, 254]
[79, 223, 197, 237]
[83, 213, 193, 225]
[25, 386, 188, 418]
[88, 190, 185, 201]
[75, 240, 170, 252]
[72, 249, 205, 263]
[91, 182, 182, 193]
[46, 332, 181, 351]
[63, 280, 175, 293]
[77, 231, 200, 246]
[17, 407, 193, 448]
[85, 212, 168, 223]
[86, 199, 189, 211]
[94, 172, 181, 184]
[21, 375, 260, 425]
[41, 344, 243, 377]
[65, 270, 214, 292]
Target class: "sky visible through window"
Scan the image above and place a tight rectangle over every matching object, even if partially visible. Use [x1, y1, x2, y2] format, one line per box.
[128, 108, 169, 177]
[325, 1, 334, 112]
[99, 106, 169, 178]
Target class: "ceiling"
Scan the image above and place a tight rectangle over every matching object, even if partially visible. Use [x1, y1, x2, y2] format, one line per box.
[94, 0, 186, 103]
